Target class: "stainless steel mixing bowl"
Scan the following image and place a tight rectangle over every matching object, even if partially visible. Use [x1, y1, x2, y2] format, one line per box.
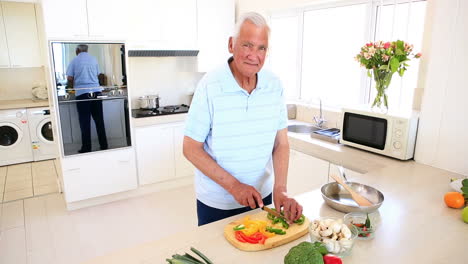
[321, 182, 384, 213]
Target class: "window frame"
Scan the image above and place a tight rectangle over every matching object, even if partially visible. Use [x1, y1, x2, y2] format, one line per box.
[268, 0, 426, 110]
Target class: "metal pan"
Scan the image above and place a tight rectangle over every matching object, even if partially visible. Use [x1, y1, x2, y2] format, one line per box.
[321, 182, 384, 213]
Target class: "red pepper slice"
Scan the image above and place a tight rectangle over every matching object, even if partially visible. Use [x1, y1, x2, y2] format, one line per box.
[251, 232, 267, 244]
[238, 231, 260, 244]
[235, 231, 247, 243]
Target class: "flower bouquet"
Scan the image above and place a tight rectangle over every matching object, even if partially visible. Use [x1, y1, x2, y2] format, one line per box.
[355, 40, 421, 112]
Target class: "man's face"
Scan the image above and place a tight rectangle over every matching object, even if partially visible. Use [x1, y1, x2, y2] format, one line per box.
[228, 21, 268, 78]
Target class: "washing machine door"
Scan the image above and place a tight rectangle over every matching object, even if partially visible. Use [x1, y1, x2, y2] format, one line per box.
[38, 119, 54, 143]
[0, 122, 23, 148]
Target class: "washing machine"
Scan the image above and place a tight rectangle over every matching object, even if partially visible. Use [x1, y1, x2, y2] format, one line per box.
[0, 108, 34, 166]
[27, 107, 58, 161]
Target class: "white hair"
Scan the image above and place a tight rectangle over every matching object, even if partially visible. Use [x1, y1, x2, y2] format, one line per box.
[232, 12, 270, 44]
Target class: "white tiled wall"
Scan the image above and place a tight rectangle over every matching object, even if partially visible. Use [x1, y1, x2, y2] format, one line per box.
[127, 57, 205, 109]
[294, 103, 342, 129]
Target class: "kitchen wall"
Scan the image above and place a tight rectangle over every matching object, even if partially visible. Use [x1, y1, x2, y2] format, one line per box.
[414, 0, 468, 176]
[0, 67, 47, 100]
[127, 57, 205, 109]
[236, 0, 468, 176]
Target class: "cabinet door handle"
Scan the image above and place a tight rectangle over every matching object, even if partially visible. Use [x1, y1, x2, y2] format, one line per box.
[66, 168, 80, 172]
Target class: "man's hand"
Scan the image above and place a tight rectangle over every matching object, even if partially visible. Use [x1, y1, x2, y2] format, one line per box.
[273, 186, 303, 223]
[228, 182, 264, 209]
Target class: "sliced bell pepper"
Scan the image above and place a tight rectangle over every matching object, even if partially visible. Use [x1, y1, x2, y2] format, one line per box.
[235, 231, 247, 243]
[238, 231, 260, 244]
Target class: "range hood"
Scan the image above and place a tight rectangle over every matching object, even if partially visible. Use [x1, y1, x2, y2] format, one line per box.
[128, 50, 199, 57]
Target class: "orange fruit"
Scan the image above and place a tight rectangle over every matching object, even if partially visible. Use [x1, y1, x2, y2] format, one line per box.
[444, 192, 465, 208]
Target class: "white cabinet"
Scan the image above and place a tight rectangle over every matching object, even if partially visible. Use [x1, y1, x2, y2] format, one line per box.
[173, 123, 194, 178]
[160, 0, 197, 48]
[127, 0, 162, 42]
[197, 0, 235, 72]
[135, 123, 175, 185]
[135, 122, 194, 186]
[86, 0, 129, 39]
[61, 147, 138, 203]
[41, 0, 196, 44]
[0, 5, 10, 68]
[1, 2, 41, 67]
[287, 149, 329, 196]
[127, 0, 197, 50]
[40, 0, 88, 39]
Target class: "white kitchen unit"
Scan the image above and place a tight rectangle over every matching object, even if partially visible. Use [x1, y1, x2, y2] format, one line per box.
[173, 123, 194, 178]
[60, 147, 138, 203]
[287, 149, 329, 196]
[39, 0, 88, 38]
[86, 0, 129, 39]
[0, 2, 41, 67]
[197, 0, 235, 72]
[135, 121, 194, 185]
[40, 0, 127, 40]
[0, 4, 10, 68]
[126, 0, 197, 50]
[40, 0, 197, 44]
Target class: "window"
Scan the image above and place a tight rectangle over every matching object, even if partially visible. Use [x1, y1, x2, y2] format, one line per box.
[269, 0, 427, 113]
[269, 15, 300, 100]
[302, 3, 368, 106]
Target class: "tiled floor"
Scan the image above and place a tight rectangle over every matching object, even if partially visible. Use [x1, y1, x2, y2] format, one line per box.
[0, 185, 198, 264]
[0, 160, 60, 203]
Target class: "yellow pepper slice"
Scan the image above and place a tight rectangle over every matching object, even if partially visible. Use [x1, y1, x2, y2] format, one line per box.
[240, 216, 276, 238]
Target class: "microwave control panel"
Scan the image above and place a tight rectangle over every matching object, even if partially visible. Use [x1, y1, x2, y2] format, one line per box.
[391, 119, 407, 156]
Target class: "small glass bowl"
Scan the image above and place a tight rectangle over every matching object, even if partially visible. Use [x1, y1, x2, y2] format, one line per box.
[308, 217, 358, 257]
[344, 212, 380, 240]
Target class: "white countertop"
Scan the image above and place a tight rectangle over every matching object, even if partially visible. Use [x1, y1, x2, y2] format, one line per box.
[83, 120, 468, 264]
[131, 113, 188, 127]
[0, 99, 49, 110]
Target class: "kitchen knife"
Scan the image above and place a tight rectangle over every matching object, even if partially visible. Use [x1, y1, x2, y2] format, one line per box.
[261, 206, 288, 222]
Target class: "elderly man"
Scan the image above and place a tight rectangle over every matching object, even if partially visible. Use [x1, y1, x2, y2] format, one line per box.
[67, 44, 107, 153]
[183, 12, 303, 226]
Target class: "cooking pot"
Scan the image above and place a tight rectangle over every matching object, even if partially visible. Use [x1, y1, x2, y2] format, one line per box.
[139, 95, 160, 109]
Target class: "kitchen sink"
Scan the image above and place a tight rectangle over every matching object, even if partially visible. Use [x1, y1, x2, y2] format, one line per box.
[287, 124, 322, 133]
[311, 128, 341, 144]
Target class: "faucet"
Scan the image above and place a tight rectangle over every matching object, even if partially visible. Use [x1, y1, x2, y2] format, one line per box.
[313, 98, 326, 128]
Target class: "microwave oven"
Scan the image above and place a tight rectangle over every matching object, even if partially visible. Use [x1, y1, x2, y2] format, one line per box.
[340, 108, 419, 160]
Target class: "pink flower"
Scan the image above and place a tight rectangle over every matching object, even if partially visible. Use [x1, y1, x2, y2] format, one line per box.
[384, 42, 391, 49]
[415, 52, 422, 58]
[382, 54, 389, 62]
[364, 52, 371, 59]
[375, 41, 384, 48]
[366, 43, 373, 47]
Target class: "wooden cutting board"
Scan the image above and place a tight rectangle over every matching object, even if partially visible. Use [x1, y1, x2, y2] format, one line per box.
[223, 211, 310, 251]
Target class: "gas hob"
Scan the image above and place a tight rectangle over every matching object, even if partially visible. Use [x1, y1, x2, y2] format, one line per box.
[132, 104, 190, 118]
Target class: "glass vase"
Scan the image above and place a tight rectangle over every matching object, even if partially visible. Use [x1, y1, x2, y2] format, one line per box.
[371, 68, 393, 113]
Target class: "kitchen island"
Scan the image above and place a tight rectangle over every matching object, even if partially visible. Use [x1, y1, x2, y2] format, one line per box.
[83, 130, 467, 264]
[83, 165, 467, 263]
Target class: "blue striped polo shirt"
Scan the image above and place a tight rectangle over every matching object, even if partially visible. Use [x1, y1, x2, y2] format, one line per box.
[184, 58, 287, 210]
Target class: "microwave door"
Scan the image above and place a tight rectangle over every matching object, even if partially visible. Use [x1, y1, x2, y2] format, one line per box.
[342, 113, 387, 150]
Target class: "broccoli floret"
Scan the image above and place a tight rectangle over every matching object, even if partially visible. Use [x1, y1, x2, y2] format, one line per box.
[284, 242, 324, 264]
